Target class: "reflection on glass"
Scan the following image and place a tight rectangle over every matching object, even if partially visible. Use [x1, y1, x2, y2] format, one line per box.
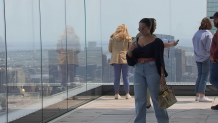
[57, 25, 81, 90]
[85, 0, 102, 89]
[0, 0, 212, 122]
[40, 0, 68, 120]
[0, 35, 6, 114]
[0, 2, 6, 123]
[4, 0, 42, 122]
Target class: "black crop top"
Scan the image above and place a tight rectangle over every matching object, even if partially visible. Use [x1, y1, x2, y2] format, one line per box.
[126, 38, 168, 77]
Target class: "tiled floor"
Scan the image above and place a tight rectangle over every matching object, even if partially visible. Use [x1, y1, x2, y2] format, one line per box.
[49, 96, 218, 123]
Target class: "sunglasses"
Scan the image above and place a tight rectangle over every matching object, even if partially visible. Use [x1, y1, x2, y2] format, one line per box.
[138, 27, 145, 31]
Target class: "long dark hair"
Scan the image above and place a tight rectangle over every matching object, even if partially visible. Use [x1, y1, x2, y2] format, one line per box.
[150, 18, 156, 35]
[139, 18, 152, 27]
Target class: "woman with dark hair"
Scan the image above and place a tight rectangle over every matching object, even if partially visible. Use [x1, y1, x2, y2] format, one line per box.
[150, 18, 156, 35]
[192, 17, 213, 102]
[136, 18, 178, 109]
[136, 18, 177, 48]
[127, 18, 169, 123]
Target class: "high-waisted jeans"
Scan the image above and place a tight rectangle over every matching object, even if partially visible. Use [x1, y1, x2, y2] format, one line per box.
[134, 61, 169, 123]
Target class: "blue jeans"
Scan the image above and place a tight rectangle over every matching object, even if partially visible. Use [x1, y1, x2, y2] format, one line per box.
[195, 58, 210, 94]
[210, 62, 218, 90]
[134, 61, 169, 123]
[113, 64, 130, 94]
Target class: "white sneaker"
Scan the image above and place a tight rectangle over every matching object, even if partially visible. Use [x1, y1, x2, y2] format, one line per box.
[126, 94, 132, 99]
[195, 96, 200, 101]
[115, 94, 121, 99]
[199, 97, 212, 102]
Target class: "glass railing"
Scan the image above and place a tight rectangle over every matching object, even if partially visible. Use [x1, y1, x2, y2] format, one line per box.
[0, 0, 216, 122]
[0, 0, 6, 122]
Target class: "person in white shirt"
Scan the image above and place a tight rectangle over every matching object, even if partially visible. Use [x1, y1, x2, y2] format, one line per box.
[192, 17, 213, 102]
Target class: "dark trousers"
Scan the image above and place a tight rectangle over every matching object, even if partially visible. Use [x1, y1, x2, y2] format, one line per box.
[59, 64, 77, 86]
[210, 62, 218, 90]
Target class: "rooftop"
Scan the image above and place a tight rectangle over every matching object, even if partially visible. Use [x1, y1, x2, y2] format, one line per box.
[49, 96, 218, 123]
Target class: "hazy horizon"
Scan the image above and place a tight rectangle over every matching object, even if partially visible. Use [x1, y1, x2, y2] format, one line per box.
[0, 0, 208, 50]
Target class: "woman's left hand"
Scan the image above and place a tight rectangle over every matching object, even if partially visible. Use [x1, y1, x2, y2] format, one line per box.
[160, 76, 166, 85]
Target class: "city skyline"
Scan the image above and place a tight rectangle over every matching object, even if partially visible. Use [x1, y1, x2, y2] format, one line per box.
[0, 1, 215, 123]
[0, 0, 207, 49]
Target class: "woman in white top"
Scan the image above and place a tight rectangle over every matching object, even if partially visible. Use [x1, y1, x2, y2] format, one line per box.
[192, 17, 213, 102]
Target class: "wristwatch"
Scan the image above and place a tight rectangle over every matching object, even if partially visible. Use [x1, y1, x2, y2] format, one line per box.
[161, 74, 165, 76]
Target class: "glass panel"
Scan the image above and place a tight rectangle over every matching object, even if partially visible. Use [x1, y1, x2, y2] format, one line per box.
[65, 0, 88, 109]
[85, 0, 102, 98]
[40, 0, 68, 120]
[0, 0, 214, 122]
[0, 0, 7, 123]
[5, 0, 42, 122]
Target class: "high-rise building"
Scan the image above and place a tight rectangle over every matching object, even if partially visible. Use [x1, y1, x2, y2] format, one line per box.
[0, 68, 6, 93]
[2, 68, 26, 93]
[175, 48, 186, 82]
[207, 0, 218, 34]
[186, 65, 193, 73]
[185, 52, 197, 77]
[156, 34, 176, 82]
[77, 41, 103, 82]
[48, 50, 59, 83]
[181, 49, 186, 74]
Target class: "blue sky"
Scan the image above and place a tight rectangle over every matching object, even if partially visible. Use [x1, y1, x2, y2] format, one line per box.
[0, 0, 207, 50]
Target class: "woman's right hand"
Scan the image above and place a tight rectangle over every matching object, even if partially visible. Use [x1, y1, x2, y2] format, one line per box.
[128, 42, 137, 52]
